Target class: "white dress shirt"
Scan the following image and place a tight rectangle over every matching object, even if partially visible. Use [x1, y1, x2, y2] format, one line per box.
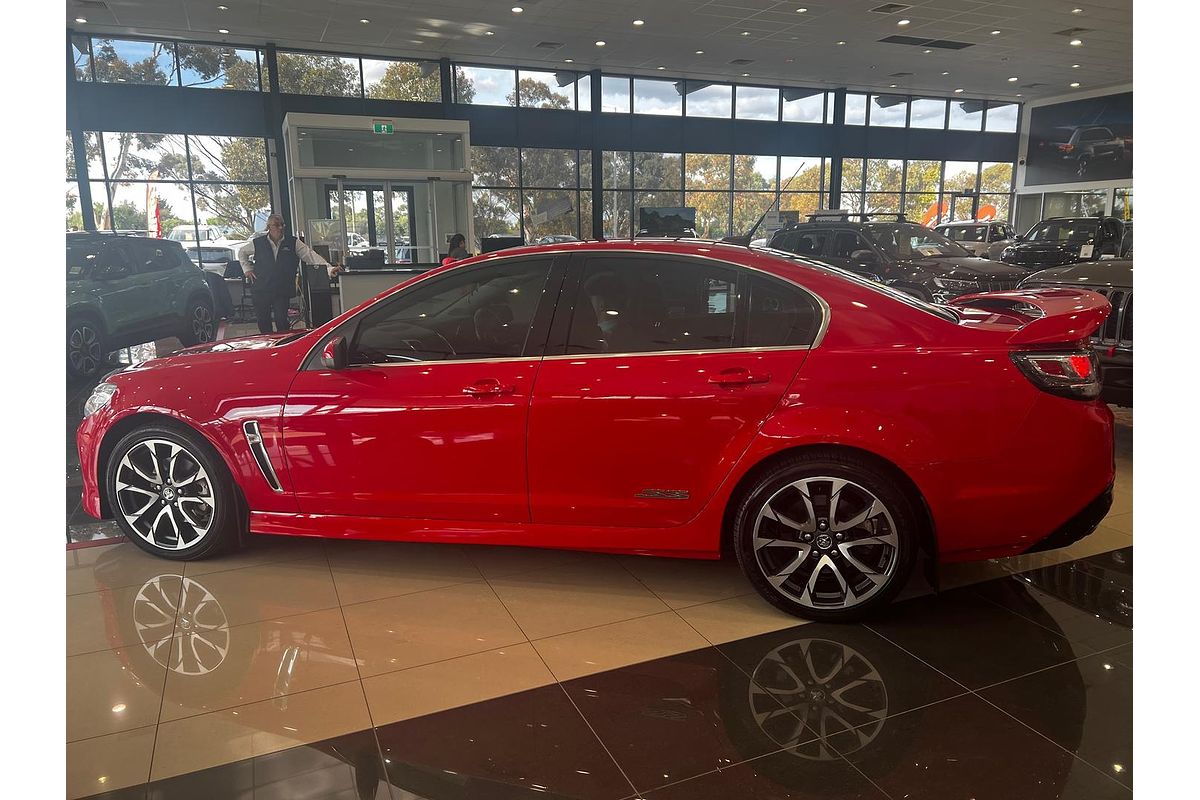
[238, 234, 336, 277]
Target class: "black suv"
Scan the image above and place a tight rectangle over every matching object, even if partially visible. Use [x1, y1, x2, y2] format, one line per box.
[766, 214, 1027, 303]
[1000, 216, 1128, 270]
[66, 232, 215, 379]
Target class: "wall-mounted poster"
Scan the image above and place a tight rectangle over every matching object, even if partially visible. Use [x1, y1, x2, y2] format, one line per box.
[1025, 91, 1132, 186]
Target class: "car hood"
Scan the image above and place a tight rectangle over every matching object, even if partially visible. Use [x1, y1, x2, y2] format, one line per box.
[113, 332, 305, 376]
[1021, 259, 1133, 289]
[1006, 241, 1091, 256]
[896, 256, 1027, 279]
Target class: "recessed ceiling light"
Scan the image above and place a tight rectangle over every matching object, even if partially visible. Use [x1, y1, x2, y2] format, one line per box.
[217, 5, 228, 10]
[564, 58, 574, 62]
[741, 31, 751, 36]
[990, 30, 1001, 35]
[656, 65, 665, 70]
[836, 40, 846, 45]
[1070, 38, 1083, 46]
[511, 6, 524, 13]
[889, 83, 897, 88]
[75, 17, 86, 23]
[485, 30, 495, 36]
[1072, 7, 1083, 13]
[1007, 76, 1019, 82]
[922, 49, 932, 53]
[796, 7, 808, 12]
[1072, 63, 1080, 68]
[898, 19, 911, 26]
[1070, 81, 1081, 87]
[1016, 93, 1023, 97]
[742, 72, 751, 77]
[941, 71, 950, 75]
[633, 19, 645, 26]
[360, 19, 370, 24]
[695, 49, 704, 54]
[954, 87, 964, 93]
[595, 40, 606, 46]
[218, 28, 229, 34]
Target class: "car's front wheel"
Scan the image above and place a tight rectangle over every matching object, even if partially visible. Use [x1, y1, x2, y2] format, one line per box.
[106, 423, 242, 560]
[733, 452, 918, 622]
[179, 295, 216, 346]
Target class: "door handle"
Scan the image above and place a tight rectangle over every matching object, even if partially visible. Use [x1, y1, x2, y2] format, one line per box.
[708, 368, 771, 387]
[462, 379, 515, 397]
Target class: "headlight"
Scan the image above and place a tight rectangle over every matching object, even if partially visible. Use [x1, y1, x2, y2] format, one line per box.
[83, 383, 117, 417]
[933, 277, 979, 291]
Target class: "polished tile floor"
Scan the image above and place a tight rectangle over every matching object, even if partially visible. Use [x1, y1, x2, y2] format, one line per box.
[66, 368, 1133, 799]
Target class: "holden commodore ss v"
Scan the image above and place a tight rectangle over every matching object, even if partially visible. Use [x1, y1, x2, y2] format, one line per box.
[76, 240, 1115, 621]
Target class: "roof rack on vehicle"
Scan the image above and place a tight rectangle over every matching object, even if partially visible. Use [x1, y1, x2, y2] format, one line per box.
[804, 211, 909, 223]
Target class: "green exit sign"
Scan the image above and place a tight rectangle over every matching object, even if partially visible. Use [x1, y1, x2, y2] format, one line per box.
[373, 122, 394, 135]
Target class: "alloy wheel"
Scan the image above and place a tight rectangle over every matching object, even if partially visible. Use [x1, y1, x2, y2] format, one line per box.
[69, 324, 102, 375]
[115, 438, 216, 551]
[753, 476, 900, 611]
[133, 574, 230, 676]
[748, 636, 888, 761]
[192, 304, 214, 342]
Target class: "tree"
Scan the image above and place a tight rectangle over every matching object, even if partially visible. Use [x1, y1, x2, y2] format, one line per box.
[366, 61, 443, 102]
[177, 43, 260, 90]
[276, 52, 359, 96]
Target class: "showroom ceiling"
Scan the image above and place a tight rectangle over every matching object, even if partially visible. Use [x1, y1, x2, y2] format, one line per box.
[67, 0, 1131, 100]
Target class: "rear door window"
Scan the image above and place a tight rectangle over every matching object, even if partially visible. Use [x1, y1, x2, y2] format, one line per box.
[830, 230, 874, 258]
[746, 274, 822, 348]
[567, 256, 739, 355]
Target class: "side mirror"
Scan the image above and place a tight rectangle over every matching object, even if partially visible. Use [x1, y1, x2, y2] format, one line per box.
[1014, 234, 1025, 241]
[320, 336, 348, 370]
[850, 249, 879, 264]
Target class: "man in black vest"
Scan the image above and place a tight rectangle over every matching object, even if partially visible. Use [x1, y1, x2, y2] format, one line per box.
[237, 214, 339, 333]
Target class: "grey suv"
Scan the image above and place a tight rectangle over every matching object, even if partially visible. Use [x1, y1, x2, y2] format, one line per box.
[66, 233, 215, 378]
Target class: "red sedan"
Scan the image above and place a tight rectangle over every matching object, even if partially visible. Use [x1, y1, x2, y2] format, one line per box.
[76, 240, 1114, 621]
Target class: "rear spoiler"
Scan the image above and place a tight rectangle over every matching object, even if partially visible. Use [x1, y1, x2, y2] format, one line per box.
[948, 288, 1111, 345]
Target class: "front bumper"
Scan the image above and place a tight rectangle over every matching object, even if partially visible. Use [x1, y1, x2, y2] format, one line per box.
[76, 410, 108, 520]
[1024, 484, 1114, 553]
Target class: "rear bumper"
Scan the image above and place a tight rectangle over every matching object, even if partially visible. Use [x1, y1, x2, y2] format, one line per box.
[1024, 483, 1114, 553]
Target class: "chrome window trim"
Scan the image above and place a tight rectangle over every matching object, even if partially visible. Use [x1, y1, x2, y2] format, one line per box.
[302, 243, 833, 366]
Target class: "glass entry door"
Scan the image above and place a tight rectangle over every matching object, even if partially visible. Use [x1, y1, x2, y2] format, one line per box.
[324, 181, 420, 263]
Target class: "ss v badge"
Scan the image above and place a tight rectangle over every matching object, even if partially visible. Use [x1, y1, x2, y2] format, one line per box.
[634, 489, 690, 500]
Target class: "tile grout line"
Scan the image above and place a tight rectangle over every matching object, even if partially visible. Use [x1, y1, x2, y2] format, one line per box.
[318, 540, 398, 800]
[143, 573, 187, 788]
[860, 622, 974, 693]
[476, 569, 643, 799]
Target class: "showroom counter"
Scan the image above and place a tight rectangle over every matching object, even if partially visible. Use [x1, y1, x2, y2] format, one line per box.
[337, 267, 434, 310]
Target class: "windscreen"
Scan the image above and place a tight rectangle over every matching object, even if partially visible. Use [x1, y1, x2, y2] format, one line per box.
[944, 225, 987, 243]
[1024, 219, 1099, 244]
[863, 223, 971, 259]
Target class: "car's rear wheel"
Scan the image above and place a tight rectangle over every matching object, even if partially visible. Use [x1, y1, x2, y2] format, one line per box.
[106, 423, 242, 560]
[179, 295, 216, 346]
[733, 452, 918, 622]
[67, 317, 106, 379]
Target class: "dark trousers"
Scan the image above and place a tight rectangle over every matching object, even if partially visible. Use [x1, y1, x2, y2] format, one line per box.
[252, 293, 291, 334]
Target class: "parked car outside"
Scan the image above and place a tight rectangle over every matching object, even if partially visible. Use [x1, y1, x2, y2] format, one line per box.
[66, 232, 216, 378]
[934, 220, 1018, 260]
[183, 244, 238, 275]
[1001, 216, 1127, 270]
[1020, 259, 1132, 406]
[767, 215, 1027, 302]
[77, 239, 1114, 621]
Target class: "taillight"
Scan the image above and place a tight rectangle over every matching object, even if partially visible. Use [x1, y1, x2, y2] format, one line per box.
[1011, 350, 1101, 400]
[1058, 143, 1075, 153]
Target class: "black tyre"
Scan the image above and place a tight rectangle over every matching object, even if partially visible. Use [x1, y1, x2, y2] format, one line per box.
[732, 451, 918, 622]
[105, 423, 243, 560]
[179, 295, 216, 346]
[67, 316, 106, 379]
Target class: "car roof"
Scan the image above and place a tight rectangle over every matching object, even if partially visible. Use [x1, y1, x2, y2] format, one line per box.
[937, 221, 992, 227]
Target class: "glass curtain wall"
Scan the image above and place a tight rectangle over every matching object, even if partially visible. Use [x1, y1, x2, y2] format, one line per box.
[471, 146, 590, 248]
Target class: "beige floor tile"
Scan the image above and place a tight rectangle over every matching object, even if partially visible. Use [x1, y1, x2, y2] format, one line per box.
[67, 643, 168, 742]
[1102, 511, 1133, 535]
[171, 558, 340, 630]
[618, 556, 752, 609]
[150, 681, 372, 781]
[325, 540, 482, 605]
[362, 643, 555, 726]
[67, 725, 155, 799]
[532, 611, 709, 681]
[67, 574, 182, 657]
[67, 541, 177, 596]
[342, 581, 525, 677]
[183, 535, 328, 577]
[464, 544, 610, 580]
[675, 594, 806, 646]
[160, 608, 360, 722]
[489, 561, 671, 640]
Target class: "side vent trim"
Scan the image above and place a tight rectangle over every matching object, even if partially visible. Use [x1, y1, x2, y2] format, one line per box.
[243, 420, 284, 493]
